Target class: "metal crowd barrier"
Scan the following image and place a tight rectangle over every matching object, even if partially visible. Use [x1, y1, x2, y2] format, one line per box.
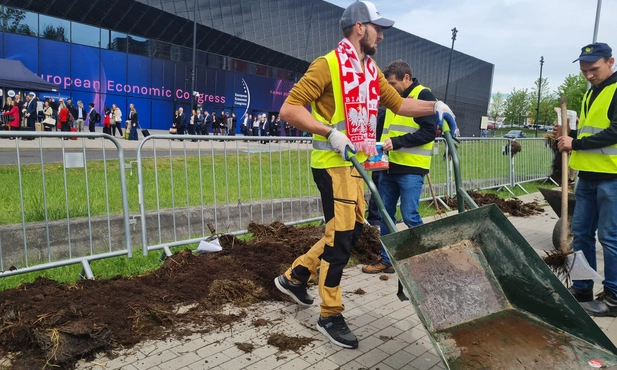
[0, 132, 556, 279]
[136, 135, 323, 256]
[423, 137, 513, 206]
[510, 137, 557, 191]
[0, 131, 132, 279]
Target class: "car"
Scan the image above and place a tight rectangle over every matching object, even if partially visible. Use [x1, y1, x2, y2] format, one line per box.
[504, 130, 526, 139]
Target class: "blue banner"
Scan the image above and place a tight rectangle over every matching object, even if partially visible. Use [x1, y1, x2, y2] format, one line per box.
[1, 33, 295, 131]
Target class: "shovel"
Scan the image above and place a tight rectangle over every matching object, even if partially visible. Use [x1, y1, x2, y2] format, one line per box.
[544, 97, 600, 281]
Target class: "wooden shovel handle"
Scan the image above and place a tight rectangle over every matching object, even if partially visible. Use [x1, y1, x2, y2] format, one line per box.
[560, 97, 569, 253]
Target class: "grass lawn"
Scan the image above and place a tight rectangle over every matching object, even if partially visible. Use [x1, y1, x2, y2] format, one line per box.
[0, 142, 555, 225]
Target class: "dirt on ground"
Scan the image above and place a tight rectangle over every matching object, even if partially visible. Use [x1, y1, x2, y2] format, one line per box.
[444, 191, 544, 217]
[0, 221, 381, 369]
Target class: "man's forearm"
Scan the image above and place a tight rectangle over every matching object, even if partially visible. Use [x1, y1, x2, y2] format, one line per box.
[397, 98, 435, 118]
[279, 102, 331, 137]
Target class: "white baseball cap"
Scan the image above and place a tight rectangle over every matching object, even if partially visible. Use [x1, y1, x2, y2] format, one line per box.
[340, 1, 395, 29]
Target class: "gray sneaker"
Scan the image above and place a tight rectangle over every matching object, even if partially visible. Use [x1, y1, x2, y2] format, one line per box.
[317, 314, 358, 349]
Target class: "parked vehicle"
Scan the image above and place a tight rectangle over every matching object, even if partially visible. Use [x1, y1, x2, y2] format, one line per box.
[504, 130, 526, 139]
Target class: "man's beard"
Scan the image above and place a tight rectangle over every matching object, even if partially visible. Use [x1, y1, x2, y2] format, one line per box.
[360, 31, 377, 56]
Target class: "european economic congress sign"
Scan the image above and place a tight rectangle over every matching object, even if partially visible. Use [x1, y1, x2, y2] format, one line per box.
[2, 34, 293, 130]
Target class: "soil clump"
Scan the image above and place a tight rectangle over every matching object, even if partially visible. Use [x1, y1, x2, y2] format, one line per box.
[444, 191, 544, 217]
[0, 221, 380, 369]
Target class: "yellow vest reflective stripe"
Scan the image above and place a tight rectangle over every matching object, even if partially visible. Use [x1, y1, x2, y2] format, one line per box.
[381, 84, 434, 170]
[570, 81, 617, 173]
[310, 52, 369, 168]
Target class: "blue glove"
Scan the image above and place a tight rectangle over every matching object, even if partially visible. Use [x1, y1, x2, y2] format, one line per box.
[434, 101, 456, 134]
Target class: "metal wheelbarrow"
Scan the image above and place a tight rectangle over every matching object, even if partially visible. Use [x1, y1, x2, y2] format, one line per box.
[351, 117, 617, 369]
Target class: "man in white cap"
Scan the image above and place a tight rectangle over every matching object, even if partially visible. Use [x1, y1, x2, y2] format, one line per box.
[274, 1, 455, 349]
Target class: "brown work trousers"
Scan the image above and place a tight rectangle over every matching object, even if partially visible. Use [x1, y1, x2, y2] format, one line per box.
[285, 166, 365, 317]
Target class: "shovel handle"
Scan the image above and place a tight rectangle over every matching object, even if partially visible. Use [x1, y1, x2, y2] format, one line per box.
[350, 156, 398, 234]
[559, 97, 569, 253]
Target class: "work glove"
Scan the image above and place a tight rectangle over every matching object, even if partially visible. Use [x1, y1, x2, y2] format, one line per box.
[327, 128, 356, 161]
[434, 101, 456, 134]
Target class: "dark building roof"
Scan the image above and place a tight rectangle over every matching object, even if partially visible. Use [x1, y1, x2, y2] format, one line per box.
[0, 0, 494, 133]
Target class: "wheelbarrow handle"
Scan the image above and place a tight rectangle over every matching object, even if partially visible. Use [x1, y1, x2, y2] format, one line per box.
[349, 156, 398, 234]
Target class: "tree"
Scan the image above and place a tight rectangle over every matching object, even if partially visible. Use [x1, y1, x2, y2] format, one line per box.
[529, 77, 556, 125]
[555, 73, 587, 116]
[0, 8, 34, 36]
[42, 24, 68, 42]
[503, 88, 530, 126]
[488, 92, 505, 121]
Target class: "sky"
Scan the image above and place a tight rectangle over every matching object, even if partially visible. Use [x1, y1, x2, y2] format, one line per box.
[325, 0, 617, 95]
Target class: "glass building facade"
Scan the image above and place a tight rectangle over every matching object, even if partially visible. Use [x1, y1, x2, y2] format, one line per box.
[0, 0, 493, 134]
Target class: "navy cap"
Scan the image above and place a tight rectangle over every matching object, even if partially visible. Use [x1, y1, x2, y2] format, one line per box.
[573, 42, 612, 63]
[340, 1, 395, 30]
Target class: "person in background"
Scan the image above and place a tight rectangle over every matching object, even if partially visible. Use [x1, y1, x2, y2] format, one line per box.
[112, 104, 123, 137]
[66, 98, 77, 129]
[58, 102, 70, 138]
[223, 112, 230, 136]
[128, 103, 139, 141]
[25, 93, 37, 135]
[42, 101, 54, 131]
[75, 101, 87, 132]
[188, 109, 197, 136]
[195, 109, 204, 136]
[252, 115, 260, 137]
[2, 97, 20, 139]
[211, 111, 219, 136]
[229, 112, 238, 136]
[203, 110, 211, 135]
[88, 102, 98, 139]
[362, 60, 437, 274]
[102, 106, 112, 135]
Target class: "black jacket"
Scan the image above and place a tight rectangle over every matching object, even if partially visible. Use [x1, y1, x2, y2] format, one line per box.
[378, 78, 437, 175]
[572, 72, 617, 181]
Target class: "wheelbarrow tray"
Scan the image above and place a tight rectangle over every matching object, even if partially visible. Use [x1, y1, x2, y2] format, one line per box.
[381, 204, 617, 369]
[539, 187, 575, 218]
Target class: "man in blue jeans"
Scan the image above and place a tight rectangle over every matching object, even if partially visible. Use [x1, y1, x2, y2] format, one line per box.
[363, 60, 437, 273]
[558, 42, 617, 316]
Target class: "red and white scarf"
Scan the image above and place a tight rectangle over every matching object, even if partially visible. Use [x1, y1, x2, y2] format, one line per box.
[334, 38, 380, 156]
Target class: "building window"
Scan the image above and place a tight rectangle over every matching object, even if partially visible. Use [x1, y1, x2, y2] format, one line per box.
[1, 7, 38, 36]
[152, 41, 171, 60]
[101, 28, 109, 49]
[207, 53, 223, 69]
[230, 59, 248, 73]
[170, 45, 192, 63]
[39, 15, 69, 42]
[71, 21, 100, 47]
[197, 50, 208, 66]
[107, 31, 127, 52]
[128, 35, 149, 56]
[255, 65, 271, 77]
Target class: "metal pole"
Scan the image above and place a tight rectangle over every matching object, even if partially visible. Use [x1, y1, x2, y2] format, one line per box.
[535, 56, 544, 138]
[592, 0, 602, 43]
[191, 0, 197, 111]
[444, 27, 458, 103]
[587, 0, 602, 90]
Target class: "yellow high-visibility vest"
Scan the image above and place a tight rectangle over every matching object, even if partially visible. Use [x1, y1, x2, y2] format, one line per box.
[381, 84, 434, 170]
[570, 81, 617, 174]
[310, 51, 369, 169]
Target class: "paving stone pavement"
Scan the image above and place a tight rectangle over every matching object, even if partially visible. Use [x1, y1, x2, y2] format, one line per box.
[62, 191, 615, 369]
